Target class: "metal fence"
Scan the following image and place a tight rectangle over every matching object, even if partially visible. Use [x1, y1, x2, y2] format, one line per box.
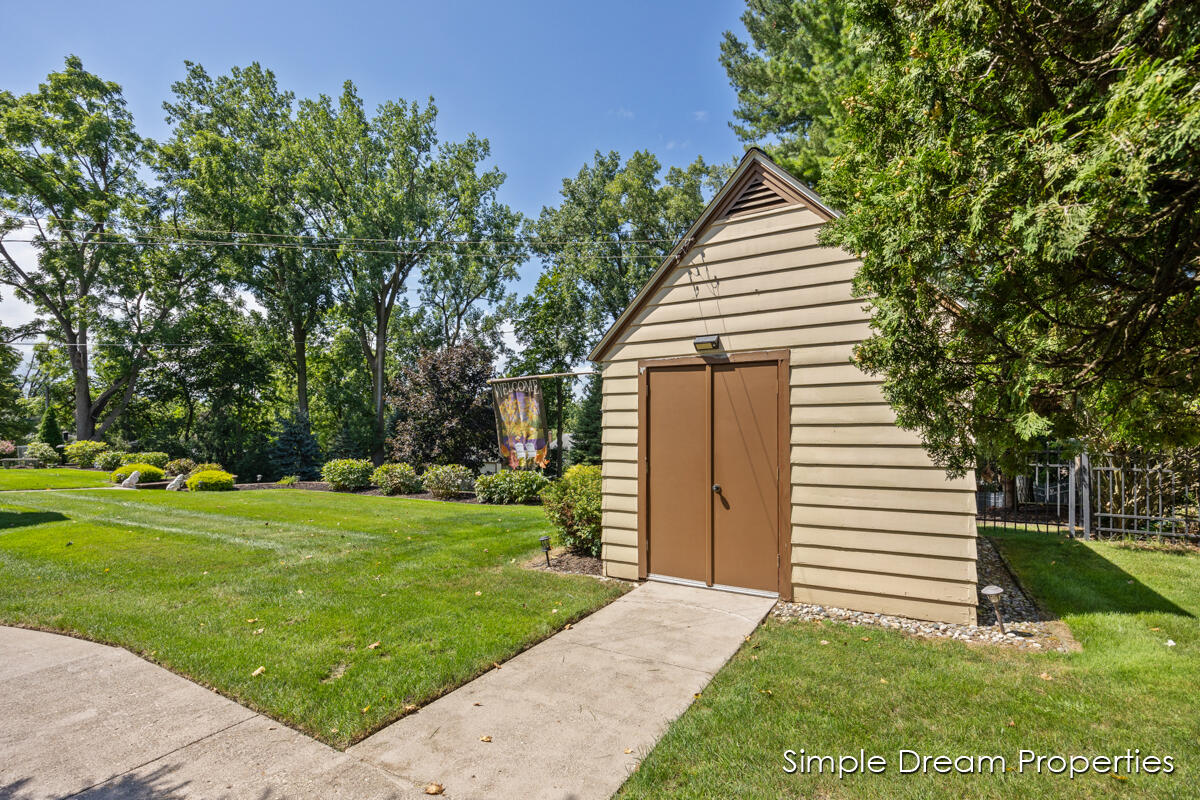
[975, 447, 1200, 541]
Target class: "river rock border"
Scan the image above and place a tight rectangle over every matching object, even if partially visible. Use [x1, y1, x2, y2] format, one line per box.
[772, 537, 1074, 652]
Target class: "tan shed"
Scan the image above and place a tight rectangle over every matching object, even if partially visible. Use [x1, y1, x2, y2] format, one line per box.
[589, 148, 978, 625]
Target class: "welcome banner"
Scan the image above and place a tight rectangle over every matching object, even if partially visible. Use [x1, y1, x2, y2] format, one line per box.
[492, 378, 550, 469]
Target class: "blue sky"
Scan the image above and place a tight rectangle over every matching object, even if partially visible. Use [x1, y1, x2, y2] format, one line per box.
[1, 0, 751, 330]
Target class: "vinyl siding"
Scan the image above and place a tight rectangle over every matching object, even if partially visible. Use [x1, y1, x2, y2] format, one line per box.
[596, 200, 978, 625]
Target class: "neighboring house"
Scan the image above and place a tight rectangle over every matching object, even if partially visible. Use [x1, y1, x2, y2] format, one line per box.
[589, 149, 978, 625]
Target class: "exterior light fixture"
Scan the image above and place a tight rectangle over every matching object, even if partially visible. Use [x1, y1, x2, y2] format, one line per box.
[539, 535, 552, 568]
[693, 334, 721, 352]
[981, 585, 1006, 635]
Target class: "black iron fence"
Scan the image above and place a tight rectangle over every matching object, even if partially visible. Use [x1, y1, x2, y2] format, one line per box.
[976, 447, 1200, 542]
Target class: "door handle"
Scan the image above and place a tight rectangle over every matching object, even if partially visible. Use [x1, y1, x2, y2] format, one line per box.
[712, 484, 722, 494]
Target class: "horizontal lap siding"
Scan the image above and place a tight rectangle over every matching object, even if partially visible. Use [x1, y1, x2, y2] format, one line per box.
[597, 203, 977, 623]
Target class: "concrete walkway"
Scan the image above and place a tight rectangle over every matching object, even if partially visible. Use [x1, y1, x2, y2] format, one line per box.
[1, 582, 774, 800]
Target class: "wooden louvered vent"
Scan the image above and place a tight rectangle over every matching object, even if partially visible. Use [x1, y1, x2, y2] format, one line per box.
[723, 174, 791, 218]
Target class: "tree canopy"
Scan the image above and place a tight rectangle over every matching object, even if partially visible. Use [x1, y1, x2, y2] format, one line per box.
[812, 0, 1200, 472]
[721, 0, 871, 185]
[513, 150, 723, 371]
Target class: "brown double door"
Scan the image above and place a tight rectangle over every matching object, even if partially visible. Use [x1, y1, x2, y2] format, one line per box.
[644, 358, 782, 594]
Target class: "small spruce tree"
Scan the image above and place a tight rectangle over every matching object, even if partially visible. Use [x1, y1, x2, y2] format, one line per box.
[36, 406, 64, 447]
[267, 411, 323, 480]
[569, 374, 602, 466]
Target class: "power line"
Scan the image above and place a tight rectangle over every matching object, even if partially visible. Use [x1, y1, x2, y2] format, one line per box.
[1, 214, 679, 248]
[0, 236, 670, 259]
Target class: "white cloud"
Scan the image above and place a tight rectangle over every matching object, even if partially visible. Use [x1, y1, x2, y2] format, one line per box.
[692, 110, 708, 122]
[611, 107, 635, 120]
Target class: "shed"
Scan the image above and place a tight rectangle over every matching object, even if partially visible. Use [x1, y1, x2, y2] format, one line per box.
[588, 149, 978, 625]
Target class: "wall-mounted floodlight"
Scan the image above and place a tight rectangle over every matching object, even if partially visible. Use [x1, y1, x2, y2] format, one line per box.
[693, 335, 721, 352]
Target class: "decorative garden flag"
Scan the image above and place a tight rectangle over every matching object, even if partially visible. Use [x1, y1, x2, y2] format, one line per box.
[492, 379, 549, 469]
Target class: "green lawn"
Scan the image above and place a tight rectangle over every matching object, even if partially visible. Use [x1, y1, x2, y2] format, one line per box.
[0, 488, 626, 747]
[0, 467, 112, 491]
[619, 530, 1198, 800]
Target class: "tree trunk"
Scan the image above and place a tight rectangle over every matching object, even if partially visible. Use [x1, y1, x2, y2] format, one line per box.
[1001, 476, 1017, 512]
[68, 329, 94, 441]
[370, 316, 387, 466]
[293, 323, 309, 418]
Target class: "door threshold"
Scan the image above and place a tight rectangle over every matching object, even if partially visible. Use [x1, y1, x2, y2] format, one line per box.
[647, 574, 779, 599]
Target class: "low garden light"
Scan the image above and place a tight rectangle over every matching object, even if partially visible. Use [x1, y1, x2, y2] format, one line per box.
[981, 585, 1006, 635]
[539, 535, 552, 567]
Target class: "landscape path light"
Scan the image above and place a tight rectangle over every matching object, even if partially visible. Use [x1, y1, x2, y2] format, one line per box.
[981, 584, 1006, 635]
[539, 535, 552, 568]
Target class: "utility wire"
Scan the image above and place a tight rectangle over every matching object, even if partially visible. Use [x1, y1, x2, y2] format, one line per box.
[0, 214, 679, 247]
[0, 236, 671, 259]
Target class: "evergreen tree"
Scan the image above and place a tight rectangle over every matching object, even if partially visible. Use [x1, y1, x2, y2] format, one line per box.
[328, 420, 363, 460]
[36, 406, 63, 446]
[569, 374, 602, 466]
[267, 411, 323, 480]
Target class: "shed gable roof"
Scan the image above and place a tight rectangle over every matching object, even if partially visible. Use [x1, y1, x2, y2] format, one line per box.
[587, 148, 838, 363]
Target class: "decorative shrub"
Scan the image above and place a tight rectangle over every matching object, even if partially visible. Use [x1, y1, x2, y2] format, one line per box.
[475, 470, 550, 504]
[189, 462, 224, 475]
[25, 442, 59, 466]
[0, 440, 15, 456]
[130, 451, 169, 469]
[96, 450, 127, 471]
[164, 458, 197, 477]
[541, 465, 602, 557]
[372, 463, 423, 495]
[422, 464, 474, 499]
[63, 440, 108, 468]
[111, 463, 166, 484]
[277, 475, 299, 487]
[36, 407, 63, 446]
[321, 458, 374, 491]
[187, 469, 236, 491]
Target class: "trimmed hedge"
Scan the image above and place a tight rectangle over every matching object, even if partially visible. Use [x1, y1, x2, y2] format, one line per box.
[189, 462, 224, 476]
[541, 465, 601, 557]
[371, 463, 423, 495]
[96, 450, 127, 471]
[475, 470, 550, 504]
[25, 442, 60, 465]
[164, 458, 197, 477]
[422, 464, 474, 499]
[187, 469, 236, 491]
[111, 463, 166, 484]
[63, 440, 108, 468]
[130, 451, 169, 469]
[322, 458, 373, 491]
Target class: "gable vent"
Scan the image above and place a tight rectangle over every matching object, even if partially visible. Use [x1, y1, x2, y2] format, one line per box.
[722, 174, 792, 218]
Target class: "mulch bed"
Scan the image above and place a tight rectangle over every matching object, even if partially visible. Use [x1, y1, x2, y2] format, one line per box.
[524, 548, 605, 578]
[232, 481, 481, 503]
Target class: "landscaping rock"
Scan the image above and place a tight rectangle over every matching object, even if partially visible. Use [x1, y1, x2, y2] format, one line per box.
[772, 537, 1072, 652]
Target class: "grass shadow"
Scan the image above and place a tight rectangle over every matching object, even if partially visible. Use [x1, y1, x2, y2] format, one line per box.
[984, 526, 1194, 619]
[0, 510, 68, 530]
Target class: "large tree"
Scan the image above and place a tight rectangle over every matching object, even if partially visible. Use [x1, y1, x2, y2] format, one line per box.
[721, 0, 871, 186]
[0, 57, 215, 440]
[293, 84, 514, 462]
[815, 0, 1200, 473]
[514, 151, 721, 371]
[161, 62, 333, 418]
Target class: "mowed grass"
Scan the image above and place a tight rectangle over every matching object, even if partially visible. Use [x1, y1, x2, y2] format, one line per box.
[0, 467, 111, 490]
[618, 530, 1198, 800]
[0, 489, 627, 747]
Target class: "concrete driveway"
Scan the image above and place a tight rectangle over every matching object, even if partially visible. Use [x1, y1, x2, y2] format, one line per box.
[0, 582, 774, 799]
